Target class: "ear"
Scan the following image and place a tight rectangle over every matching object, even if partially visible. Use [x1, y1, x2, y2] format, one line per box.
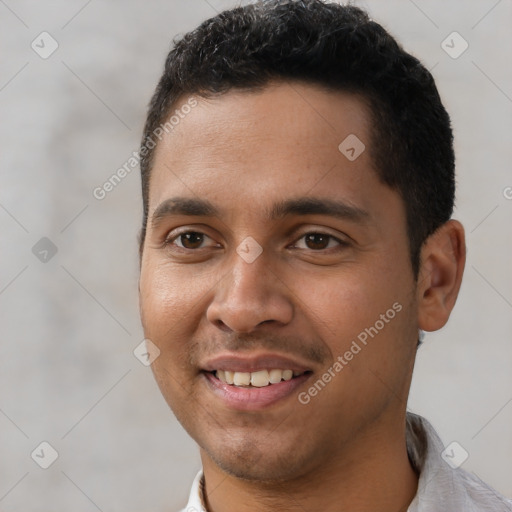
[417, 220, 466, 332]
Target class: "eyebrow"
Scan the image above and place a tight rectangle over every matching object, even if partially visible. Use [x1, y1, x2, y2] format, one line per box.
[150, 196, 370, 229]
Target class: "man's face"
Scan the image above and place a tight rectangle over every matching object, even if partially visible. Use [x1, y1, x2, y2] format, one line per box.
[139, 82, 420, 481]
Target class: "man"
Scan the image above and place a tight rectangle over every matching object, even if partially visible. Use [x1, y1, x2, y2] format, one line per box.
[137, 1, 511, 510]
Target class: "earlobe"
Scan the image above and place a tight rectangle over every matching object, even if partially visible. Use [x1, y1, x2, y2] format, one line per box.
[417, 220, 466, 332]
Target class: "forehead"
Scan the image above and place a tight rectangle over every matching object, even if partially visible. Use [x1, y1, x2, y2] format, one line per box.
[148, 81, 382, 220]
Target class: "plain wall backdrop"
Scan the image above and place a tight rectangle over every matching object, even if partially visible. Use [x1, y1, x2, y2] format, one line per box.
[1, 0, 511, 510]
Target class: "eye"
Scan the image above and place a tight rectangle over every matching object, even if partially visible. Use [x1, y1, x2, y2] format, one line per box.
[163, 230, 348, 253]
[293, 232, 348, 251]
[165, 231, 216, 250]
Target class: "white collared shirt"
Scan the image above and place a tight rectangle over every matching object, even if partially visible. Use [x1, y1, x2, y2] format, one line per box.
[180, 412, 512, 511]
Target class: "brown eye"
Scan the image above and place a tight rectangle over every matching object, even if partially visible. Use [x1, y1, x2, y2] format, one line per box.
[179, 232, 205, 249]
[166, 231, 212, 250]
[304, 233, 331, 250]
[294, 232, 348, 251]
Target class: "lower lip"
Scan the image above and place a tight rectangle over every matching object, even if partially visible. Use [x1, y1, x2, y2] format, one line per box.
[202, 371, 312, 411]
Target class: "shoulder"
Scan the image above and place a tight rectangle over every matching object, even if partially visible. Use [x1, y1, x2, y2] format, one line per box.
[406, 413, 512, 511]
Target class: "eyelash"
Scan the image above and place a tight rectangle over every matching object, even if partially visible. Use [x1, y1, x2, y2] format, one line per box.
[164, 230, 349, 252]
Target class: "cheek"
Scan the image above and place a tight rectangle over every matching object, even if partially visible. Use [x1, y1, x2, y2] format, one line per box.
[290, 264, 398, 349]
[139, 261, 205, 380]
[139, 262, 202, 414]
[290, 260, 415, 411]
[140, 261, 202, 329]
[321, 280, 415, 403]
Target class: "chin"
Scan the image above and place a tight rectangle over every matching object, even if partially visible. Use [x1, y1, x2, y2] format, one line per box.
[202, 435, 312, 483]
[212, 455, 301, 482]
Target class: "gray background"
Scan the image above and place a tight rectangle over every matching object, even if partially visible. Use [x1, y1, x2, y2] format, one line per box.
[0, 0, 511, 510]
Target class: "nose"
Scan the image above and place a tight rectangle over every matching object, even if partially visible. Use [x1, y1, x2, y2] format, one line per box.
[206, 247, 294, 334]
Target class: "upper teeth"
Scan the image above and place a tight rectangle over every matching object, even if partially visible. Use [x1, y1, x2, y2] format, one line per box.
[216, 369, 299, 387]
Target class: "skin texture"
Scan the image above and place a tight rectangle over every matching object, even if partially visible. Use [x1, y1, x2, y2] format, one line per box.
[138, 81, 466, 512]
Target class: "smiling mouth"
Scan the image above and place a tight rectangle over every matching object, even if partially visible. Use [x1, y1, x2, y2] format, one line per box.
[209, 369, 313, 388]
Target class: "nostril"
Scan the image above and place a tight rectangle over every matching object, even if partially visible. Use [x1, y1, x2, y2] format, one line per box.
[213, 320, 231, 332]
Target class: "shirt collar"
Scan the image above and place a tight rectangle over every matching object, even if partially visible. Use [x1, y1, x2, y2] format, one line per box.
[182, 412, 511, 512]
[405, 413, 511, 511]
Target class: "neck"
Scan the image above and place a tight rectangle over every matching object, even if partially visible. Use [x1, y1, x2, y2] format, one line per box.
[200, 413, 419, 512]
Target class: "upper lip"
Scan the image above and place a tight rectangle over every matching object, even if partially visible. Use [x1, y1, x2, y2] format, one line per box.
[201, 352, 313, 373]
